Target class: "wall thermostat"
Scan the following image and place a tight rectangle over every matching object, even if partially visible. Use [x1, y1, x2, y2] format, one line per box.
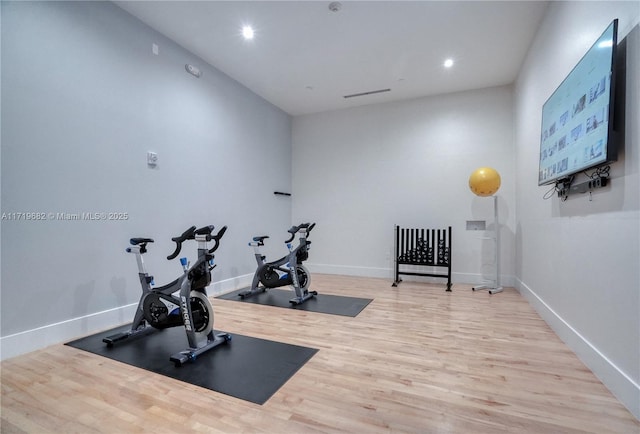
[147, 151, 158, 167]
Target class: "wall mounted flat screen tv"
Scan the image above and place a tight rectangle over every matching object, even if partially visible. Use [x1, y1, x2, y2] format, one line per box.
[538, 19, 618, 186]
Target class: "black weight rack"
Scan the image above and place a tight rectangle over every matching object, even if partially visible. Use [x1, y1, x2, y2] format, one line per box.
[392, 226, 452, 291]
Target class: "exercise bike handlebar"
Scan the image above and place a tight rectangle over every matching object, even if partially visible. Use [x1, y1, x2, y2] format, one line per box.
[208, 226, 227, 253]
[167, 226, 197, 260]
[284, 222, 316, 243]
[195, 225, 215, 237]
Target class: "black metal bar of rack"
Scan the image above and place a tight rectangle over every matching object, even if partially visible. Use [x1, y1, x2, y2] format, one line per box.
[392, 225, 452, 291]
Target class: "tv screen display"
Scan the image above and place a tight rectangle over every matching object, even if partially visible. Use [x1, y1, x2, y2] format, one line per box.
[538, 19, 618, 186]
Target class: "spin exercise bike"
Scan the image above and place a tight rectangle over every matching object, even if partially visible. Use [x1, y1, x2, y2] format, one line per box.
[103, 225, 230, 366]
[239, 223, 317, 305]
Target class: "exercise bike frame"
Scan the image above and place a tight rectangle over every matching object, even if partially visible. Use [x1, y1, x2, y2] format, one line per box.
[239, 222, 317, 305]
[103, 225, 230, 366]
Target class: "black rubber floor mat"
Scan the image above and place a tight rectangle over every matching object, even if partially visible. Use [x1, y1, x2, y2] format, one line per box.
[66, 325, 317, 405]
[218, 288, 372, 317]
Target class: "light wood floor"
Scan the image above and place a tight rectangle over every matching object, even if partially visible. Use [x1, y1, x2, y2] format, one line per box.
[2, 274, 638, 433]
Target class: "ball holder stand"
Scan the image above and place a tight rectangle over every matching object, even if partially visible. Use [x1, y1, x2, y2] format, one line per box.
[472, 195, 503, 294]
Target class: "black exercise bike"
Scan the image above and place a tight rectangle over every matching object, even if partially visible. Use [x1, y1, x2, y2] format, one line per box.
[103, 225, 230, 366]
[239, 222, 317, 305]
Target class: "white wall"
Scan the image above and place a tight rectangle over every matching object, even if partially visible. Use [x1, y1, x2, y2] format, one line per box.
[292, 86, 516, 286]
[1, 1, 292, 358]
[514, 1, 639, 419]
[2, 0, 638, 420]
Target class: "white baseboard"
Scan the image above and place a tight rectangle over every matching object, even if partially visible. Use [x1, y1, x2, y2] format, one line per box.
[516, 278, 640, 420]
[0, 273, 253, 362]
[307, 263, 514, 287]
[308, 263, 393, 279]
[209, 272, 253, 296]
[0, 303, 138, 361]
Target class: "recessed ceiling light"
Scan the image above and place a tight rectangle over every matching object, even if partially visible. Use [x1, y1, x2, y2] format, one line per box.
[444, 58, 454, 68]
[242, 25, 254, 40]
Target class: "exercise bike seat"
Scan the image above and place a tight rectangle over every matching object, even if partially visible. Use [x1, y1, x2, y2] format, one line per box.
[253, 235, 269, 243]
[130, 237, 154, 245]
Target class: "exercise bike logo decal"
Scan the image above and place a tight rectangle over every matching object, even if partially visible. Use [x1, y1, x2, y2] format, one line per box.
[181, 295, 192, 331]
[160, 298, 180, 316]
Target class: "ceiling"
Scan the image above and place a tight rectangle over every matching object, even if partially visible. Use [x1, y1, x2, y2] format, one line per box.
[115, 1, 549, 116]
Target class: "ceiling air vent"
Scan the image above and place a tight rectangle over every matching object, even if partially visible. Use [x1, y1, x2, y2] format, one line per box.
[343, 88, 391, 99]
